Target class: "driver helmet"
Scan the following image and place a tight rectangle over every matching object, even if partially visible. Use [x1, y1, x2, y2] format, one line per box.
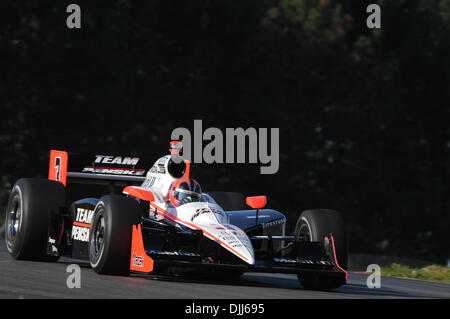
[169, 178, 202, 207]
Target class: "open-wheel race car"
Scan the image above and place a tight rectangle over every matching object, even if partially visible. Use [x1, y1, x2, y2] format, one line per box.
[5, 141, 348, 290]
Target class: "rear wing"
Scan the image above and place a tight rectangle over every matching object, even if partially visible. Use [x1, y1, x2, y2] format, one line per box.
[48, 150, 152, 187]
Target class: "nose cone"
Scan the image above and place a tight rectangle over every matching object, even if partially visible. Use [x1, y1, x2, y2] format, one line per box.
[203, 224, 255, 265]
[224, 233, 255, 265]
[238, 246, 255, 265]
[227, 226, 255, 265]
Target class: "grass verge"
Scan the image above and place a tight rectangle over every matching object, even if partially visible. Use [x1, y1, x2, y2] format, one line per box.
[381, 263, 450, 283]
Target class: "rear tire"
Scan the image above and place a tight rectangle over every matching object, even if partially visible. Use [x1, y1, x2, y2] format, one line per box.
[88, 195, 142, 275]
[294, 209, 348, 290]
[5, 178, 65, 261]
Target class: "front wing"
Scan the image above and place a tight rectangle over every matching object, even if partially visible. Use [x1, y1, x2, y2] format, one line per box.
[129, 221, 347, 284]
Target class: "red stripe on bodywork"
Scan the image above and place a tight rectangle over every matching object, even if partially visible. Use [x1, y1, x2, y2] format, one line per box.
[329, 234, 348, 282]
[73, 221, 90, 228]
[123, 186, 155, 202]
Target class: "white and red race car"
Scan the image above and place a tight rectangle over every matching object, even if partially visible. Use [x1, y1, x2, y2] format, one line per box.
[5, 141, 348, 290]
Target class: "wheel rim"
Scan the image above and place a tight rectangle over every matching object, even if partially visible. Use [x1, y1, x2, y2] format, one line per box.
[6, 195, 22, 248]
[91, 213, 105, 261]
[298, 220, 312, 241]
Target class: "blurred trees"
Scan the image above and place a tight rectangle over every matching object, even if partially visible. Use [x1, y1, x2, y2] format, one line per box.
[0, 0, 449, 262]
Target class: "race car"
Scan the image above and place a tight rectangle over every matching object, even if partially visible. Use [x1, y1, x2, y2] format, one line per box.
[4, 141, 348, 290]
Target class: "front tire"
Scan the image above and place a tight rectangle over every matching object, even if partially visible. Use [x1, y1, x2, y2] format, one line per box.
[294, 209, 348, 290]
[5, 178, 65, 261]
[88, 195, 142, 275]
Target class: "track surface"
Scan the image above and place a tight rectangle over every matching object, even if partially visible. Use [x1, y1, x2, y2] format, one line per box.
[0, 241, 449, 299]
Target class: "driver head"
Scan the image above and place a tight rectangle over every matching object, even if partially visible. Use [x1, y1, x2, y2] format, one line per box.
[169, 178, 202, 207]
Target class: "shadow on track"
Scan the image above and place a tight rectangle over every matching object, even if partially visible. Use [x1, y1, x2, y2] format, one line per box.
[54, 256, 436, 298]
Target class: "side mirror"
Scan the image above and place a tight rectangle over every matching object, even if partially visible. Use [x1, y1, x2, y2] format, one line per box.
[246, 196, 267, 209]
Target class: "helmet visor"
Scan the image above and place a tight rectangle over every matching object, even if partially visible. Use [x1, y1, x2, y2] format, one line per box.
[174, 188, 202, 204]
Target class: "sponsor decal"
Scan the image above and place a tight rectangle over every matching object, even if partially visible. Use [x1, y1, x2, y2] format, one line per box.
[82, 166, 146, 176]
[215, 225, 253, 252]
[157, 156, 169, 165]
[273, 257, 331, 265]
[149, 164, 166, 174]
[71, 208, 94, 242]
[47, 237, 58, 254]
[75, 208, 94, 224]
[71, 225, 89, 242]
[220, 235, 237, 241]
[191, 207, 222, 221]
[132, 253, 145, 267]
[94, 155, 140, 166]
[148, 250, 200, 257]
[261, 217, 286, 229]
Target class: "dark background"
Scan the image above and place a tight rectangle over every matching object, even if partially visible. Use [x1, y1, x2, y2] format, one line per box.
[1, 0, 449, 263]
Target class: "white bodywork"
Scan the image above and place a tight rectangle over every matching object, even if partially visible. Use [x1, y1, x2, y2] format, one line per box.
[139, 155, 255, 265]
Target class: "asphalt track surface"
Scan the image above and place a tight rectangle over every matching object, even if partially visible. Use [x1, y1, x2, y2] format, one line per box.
[0, 241, 449, 299]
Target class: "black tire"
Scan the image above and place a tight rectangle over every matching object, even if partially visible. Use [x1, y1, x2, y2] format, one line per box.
[88, 195, 142, 275]
[5, 178, 65, 261]
[207, 192, 247, 211]
[294, 209, 348, 290]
